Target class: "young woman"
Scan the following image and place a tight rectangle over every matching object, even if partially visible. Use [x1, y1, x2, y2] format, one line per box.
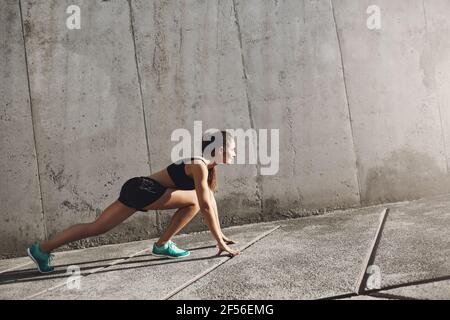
[27, 130, 240, 273]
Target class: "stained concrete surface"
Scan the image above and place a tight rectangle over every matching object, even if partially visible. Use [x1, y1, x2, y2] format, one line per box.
[171, 206, 383, 299]
[32, 223, 280, 300]
[0, 239, 158, 299]
[1, 193, 449, 300]
[373, 193, 450, 288]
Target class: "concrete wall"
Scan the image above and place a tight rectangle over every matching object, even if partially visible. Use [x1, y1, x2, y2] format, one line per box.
[333, 0, 450, 204]
[1, 0, 450, 257]
[0, 0, 46, 257]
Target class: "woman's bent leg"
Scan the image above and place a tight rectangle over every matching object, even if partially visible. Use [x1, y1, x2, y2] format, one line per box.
[39, 200, 137, 253]
[155, 203, 200, 246]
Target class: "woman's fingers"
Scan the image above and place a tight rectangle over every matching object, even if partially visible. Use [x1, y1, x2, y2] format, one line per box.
[226, 248, 240, 257]
[216, 242, 240, 257]
[222, 235, 238, 244]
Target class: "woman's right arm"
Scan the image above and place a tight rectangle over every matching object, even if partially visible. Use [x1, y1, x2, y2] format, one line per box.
[191, 164, 240, 256]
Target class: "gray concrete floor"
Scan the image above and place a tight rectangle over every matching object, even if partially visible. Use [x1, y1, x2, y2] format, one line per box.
[1, 193, 449, 300]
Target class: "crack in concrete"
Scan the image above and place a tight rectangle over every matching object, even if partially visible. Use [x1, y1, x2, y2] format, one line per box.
[422, 0, 450, 191]
[231, 0, 264, 216]
[127, 0, 161, 229]
[18, 0, 48, 241]
[329, 0, 363, 206]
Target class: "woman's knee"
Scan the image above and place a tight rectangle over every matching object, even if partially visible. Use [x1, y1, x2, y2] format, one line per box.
[189, 202, 201, 213]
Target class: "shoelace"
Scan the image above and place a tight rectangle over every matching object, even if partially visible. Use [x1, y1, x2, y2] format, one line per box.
[48, 253, 55, 266]
[167, 241, 176, 250]
[168, 241, 185, 253]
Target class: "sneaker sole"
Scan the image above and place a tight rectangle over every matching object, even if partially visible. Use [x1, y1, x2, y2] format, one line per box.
[27, 248, 54, 274]
[152, 252, 190, 259]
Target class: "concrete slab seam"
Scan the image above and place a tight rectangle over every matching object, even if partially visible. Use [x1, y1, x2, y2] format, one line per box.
[162, 225, 281, 300]
[317, 292, 358, 300]
[354, 208, 390, 294]
[367, 292, 419, 300]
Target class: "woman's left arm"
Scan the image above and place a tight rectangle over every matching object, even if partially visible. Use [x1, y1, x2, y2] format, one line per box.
[209, 190, 224, 237]
[209, 190, 238, 244]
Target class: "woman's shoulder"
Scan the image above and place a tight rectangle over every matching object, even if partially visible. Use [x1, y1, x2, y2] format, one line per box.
[185, 156, 210, 169]
[169, 156, 209, 169]
[187, 156, 208, 163]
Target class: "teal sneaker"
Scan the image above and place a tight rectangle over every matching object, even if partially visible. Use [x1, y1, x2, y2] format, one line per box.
[152, 240, 190, 258]
[27, 243, 55, 273]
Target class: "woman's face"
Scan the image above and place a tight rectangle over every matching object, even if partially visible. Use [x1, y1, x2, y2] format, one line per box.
[222, 139, 236, 164]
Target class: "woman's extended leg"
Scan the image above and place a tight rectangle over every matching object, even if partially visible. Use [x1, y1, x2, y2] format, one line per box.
[39, 200, 137, 253]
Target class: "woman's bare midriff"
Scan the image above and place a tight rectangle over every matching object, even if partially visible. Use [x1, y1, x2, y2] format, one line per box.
[147, 165, 194, 189]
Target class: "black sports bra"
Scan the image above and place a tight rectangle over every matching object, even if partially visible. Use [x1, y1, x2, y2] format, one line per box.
[166, 157, 210, 190]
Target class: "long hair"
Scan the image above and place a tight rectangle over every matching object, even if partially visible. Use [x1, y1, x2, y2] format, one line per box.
[201, 130, 233, 193]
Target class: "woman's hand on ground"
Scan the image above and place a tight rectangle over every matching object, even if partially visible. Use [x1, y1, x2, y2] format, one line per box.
[221, 235, 238, 245]
[216, 242, 240, 257]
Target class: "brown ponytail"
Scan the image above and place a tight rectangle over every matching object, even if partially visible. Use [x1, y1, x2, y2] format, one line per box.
[208, 166, 217, 193]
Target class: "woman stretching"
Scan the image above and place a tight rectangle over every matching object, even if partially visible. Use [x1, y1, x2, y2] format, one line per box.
[27, 130, 240, 273]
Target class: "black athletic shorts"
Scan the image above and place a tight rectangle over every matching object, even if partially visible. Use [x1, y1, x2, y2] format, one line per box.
[118, 176, 167, 212]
